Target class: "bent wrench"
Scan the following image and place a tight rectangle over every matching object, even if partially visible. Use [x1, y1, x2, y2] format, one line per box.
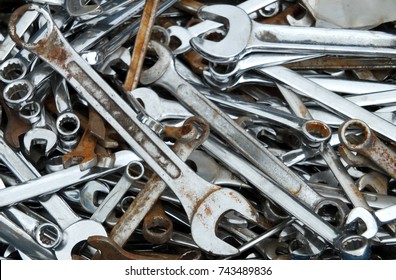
[9, 4, 258, 256]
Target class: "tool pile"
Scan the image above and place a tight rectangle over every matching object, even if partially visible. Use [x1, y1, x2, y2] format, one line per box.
[1, 0, 396, 260]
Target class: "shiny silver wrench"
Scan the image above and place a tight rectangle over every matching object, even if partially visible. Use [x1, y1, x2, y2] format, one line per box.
[191, 4, 396, 63]
[168, 0, 278, 55]
[9, 4, 258, 256]
[140, 41, 346, 216]
[258, 66, 396, 143]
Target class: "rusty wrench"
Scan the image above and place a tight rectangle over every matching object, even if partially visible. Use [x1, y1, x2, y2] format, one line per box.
[9, 4, 258, 256]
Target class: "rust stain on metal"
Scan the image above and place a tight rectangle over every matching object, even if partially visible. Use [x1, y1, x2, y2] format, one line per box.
[183, 50, 208, 75]
[174, 0, 203, 15]
[0, 94, 31, 148]
[305, 121, 331, 139]
[62, 128, 97, 168]
[286, 56, 396, 70]
[204, 205, 212, 217]
[88, 236, 181, 260]
[124, 0, 161, 92]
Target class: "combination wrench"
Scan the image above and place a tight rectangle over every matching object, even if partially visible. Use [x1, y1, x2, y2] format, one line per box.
[140, 40, 349, 221]
[8, 4, 258, 256]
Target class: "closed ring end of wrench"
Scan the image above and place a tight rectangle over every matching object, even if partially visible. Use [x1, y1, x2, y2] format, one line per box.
[9, 4, 55, 52]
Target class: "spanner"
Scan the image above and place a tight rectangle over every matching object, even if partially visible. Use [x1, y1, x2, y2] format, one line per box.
[190, 4, 396, 63]
[0, 127, 107, 259]
[257, 66, 396, 144]
[168, 0, 278, 54]
[346, 205, 396, 239]
[339, 119, 396, 179]
[140, 41, 348, 218]
[9, 4, 258, 256]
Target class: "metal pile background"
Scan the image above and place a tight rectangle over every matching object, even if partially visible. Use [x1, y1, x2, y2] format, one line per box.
[1, 0, 396, 260]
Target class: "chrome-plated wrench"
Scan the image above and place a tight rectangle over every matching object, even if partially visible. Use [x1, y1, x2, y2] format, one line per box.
[9, 4, 258, 256]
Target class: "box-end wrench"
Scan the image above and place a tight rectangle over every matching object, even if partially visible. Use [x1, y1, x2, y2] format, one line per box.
[0, 213, 56, 260]
[140, 41, 349, 224]
[339, 119, 396, 179]
[9, 4, 258, 256]
[257, 66, 396, 144]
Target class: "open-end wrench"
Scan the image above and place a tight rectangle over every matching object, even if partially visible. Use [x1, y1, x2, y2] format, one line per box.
[9, 4, 258, 256]
[168, 0, 278, 55]
[0, 150, 140, 208]
[190, 4, 396, 63]
[90, 161, 144, 223]
[108, 118, 209, 249]
[346, 205, 396, 239]
[140, 41, 348, 219]
[257, 66, 396, 144]
[0, 125, 106, 259]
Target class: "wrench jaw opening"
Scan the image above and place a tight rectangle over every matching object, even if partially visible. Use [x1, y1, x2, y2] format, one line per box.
[23, 128, 58, 157]
[345, 207, 379, 240]
[191, 188, 259, 256]
[190, 5, 251, 64]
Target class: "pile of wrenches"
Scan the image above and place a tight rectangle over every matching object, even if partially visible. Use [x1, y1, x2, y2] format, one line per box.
[1, 0, 396, 260]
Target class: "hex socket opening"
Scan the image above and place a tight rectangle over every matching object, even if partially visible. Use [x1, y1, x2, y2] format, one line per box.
[3, 79, 33, 109]
[0, 58, 27, 83]
[18, 101, 41, 123]
[56, 113, 80, 138]
[314, 200, 347, 229]
[340, 235, 370, 260]
[35, 223, 62, 249]
[302, 120, 331, 146]
[339, 119, 371, 151]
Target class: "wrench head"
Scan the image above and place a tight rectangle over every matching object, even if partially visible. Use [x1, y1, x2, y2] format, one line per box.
[345, 207, 378, 239]
[65, 0, 102, 17]
[132, 88, 162, 120]
[168, 26, 197, 55]
[140, 40, 172, 86]
[191, 188, 259, 256]
[55, 220, 107, 260]
[23, 128, 57, 156]
[80, 181, 110, 214]
[190, 4, 252, 63]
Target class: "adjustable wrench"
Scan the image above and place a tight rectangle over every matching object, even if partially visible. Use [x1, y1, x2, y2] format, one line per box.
[9, 4, 258, 256]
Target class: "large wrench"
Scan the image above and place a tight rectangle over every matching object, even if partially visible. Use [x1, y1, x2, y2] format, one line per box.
[8, 4, 258, 256]
[190, 4, 396, 63]
[140, 41, 348, 221]
[168, 0, 278, 54]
